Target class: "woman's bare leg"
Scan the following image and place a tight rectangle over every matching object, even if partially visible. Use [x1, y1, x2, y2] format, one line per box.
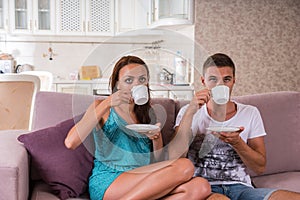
[162, 177, 211, 200]
[104, 158, 209, 200]
[206, 193, 230, 200]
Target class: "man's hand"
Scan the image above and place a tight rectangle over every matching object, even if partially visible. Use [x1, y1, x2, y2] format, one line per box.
[188, 88, 211, 113]
[217, 127, 244, 146]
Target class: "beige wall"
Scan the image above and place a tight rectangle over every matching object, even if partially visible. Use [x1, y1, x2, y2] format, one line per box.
[194, 0, 300, 95]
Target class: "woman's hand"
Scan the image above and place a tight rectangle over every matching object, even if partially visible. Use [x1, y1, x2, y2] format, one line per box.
[109, 89, 132, 107]
[147, 123, 161, 140]
[148, 123, 163, 162]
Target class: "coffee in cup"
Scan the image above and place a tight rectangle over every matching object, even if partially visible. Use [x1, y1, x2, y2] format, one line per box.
[131, 85, 149, 105]
[211, 85, 230, 105]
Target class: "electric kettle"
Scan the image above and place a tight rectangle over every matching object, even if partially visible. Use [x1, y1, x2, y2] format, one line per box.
[15, 64, 34, 73]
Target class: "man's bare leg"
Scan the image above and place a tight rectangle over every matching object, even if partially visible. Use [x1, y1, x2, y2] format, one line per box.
[269, 190, 300, 200]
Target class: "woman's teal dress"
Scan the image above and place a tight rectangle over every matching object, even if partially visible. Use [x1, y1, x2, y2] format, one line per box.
[89, 108, 152, 200]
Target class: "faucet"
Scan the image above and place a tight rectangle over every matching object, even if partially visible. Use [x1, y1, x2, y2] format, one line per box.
[162, 68, 174, 84]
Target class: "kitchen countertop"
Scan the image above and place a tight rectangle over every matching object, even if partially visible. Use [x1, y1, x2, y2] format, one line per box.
[53, 79, 194, 91]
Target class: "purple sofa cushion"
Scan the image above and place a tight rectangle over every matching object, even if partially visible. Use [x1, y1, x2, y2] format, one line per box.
[233, 91, 300, 176]
[151, 98, 176, 145]
[32, 91, 98, 130]
[18, 115, 94, 200]
[252, 172, 300, 193]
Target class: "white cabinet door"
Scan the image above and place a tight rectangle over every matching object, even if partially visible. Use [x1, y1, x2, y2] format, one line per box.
[150, 90, 169, 98]
[9, 0, 55, 34]
[56, 0, 114, 36]
[32, 0, 56, 34]
[92, 81, 110, 95]
[169, 90, 193, 100]
[86, 0, 114, 36]
[56, 83, 93, 95]
[151, 0, 194, 27]
[0, 0, 9, 33]
[115, 0, 150, 34]
[134, 0, 150, 29]
[9, 0, 33, 34]
[56, 0, 85, 35]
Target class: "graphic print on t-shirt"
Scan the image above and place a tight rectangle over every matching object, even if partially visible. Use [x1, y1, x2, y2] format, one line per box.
[188, 134, 249, 184]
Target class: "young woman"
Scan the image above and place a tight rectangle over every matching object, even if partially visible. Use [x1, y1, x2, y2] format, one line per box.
[65, 55, 210, 200]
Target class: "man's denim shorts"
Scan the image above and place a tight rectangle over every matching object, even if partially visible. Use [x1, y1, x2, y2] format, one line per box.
[211, 184, 277, 200]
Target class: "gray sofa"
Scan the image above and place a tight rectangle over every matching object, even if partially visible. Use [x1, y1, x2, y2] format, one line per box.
[0, 91, 299, 199]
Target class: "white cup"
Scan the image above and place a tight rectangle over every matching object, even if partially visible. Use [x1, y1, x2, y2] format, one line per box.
[211, 85, 230, 105]
[131, 85, 149, 105]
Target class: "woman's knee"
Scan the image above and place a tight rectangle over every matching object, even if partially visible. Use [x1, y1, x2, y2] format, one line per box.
[172, 158, 195, 180]
[180, 177, 211, 200]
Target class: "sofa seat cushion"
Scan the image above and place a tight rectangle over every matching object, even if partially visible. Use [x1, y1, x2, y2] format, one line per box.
[31, 181, 90, 200]
[252, 171, 300, 193]
[18, 116, 94, 200]
[0, 130, 30, 200]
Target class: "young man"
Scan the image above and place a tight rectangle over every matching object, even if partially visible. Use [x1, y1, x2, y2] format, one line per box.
[173, 53, 300, 200]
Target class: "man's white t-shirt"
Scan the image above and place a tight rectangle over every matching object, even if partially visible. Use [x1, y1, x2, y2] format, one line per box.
[175, 102, 266, 187]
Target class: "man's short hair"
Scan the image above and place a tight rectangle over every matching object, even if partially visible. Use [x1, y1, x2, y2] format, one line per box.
[203, 53, 236, 76]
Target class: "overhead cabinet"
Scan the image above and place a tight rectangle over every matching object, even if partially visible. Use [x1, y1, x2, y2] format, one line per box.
[115, 0, 150, 34]
[56, 0, 114, 36]
[3, 0, 193, 36]
[0, 0, 9, 33]
[151, 0, 194, 27]
[9, 0, 55, 34]
[115, 0, 194, 34]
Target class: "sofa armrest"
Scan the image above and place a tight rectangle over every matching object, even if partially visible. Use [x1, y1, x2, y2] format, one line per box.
[0, 130, 30, 200]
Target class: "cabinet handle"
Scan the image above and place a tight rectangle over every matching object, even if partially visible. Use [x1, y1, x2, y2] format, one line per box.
[152, 9, 156, 21]
[5, 19, 8, 30]
[147, 12, 149, 25]
[30, 20, 32, 30]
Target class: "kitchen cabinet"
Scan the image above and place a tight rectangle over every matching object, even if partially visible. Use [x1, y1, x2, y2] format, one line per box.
[56, 0, 114, 36]
[150, 85, 194, 100]
[54, 80, 194, 100]
[150, 89, 193, 100]
[169, 90, 193, 100]
[151, 0, 194, 27]
[92, 80, 110, 95]
[115, 0, 150, 34]
[9, 0, 55, 34]
[55, 82, 93, 95]
[0, 0, 9, 33]
[150, 90, 169, 98]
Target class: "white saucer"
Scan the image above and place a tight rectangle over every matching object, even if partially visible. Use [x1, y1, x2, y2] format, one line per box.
[206, 126, 240, 132]
[126, 124, 159, 133]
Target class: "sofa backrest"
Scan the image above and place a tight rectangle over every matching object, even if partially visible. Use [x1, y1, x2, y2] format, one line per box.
[151, 98, 177, 145]
[33, 91, 300, 177]
[233, 91, 300, 176]
[32, 92, 97, 130]
[32, 92, 179, 146]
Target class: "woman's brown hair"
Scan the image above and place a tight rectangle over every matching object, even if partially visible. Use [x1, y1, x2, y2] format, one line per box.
[109, 55, 155, 124]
